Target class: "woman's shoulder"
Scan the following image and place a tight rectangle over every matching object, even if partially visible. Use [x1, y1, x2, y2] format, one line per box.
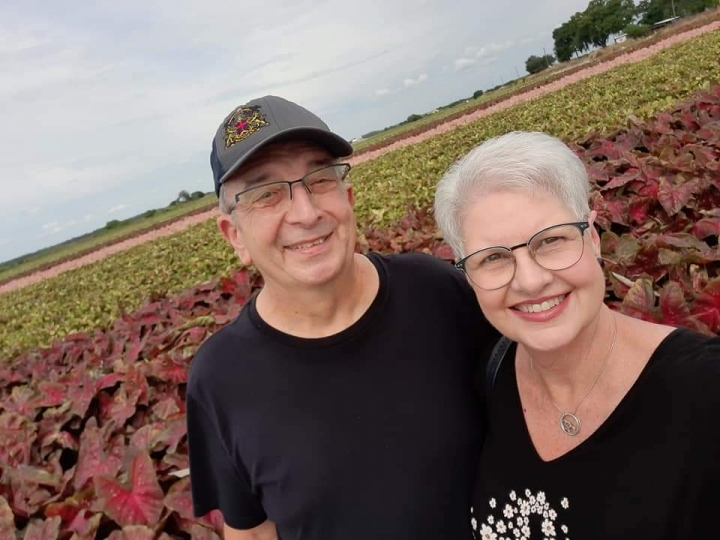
[649, 326, 720, 400]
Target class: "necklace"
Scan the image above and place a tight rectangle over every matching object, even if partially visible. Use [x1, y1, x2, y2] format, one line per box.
[528, 313, 618, 436]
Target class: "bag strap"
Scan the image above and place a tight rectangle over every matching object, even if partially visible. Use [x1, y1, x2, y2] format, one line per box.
[485, 336, 513, 409]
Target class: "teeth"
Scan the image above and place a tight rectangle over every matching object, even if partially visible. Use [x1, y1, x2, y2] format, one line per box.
[516, 295, 565, 313]
[289, 237, 326, 250]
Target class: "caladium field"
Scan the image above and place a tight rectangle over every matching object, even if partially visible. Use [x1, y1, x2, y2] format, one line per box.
[1, 79, 720, 537]
[2, 29, 720, 357]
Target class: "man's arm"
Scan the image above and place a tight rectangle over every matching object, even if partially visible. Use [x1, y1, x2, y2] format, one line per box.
[224, 520, 278, 540]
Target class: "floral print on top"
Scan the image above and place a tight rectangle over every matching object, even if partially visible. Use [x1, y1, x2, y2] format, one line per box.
[471, 490, 570, 540]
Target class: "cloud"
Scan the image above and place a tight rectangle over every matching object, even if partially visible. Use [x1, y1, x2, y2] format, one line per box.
[83, 213, 94, 221]
[108, 204, 127, 214]
[403, 73, 428, 87]
[39, 219, 77, 236]
[453, 57, 476, 70]
[375, 88, 393, 96]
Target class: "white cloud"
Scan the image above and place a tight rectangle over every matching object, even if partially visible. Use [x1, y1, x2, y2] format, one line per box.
[83, 213, 94, 221]
[403, 73, 428, 87]
[108, 204, 127, 214]
[375, 88, 393, 96]
[454, 57, 476, 70]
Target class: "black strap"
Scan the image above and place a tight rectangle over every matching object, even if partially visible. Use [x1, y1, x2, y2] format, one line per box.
[485, 336, 513, 408]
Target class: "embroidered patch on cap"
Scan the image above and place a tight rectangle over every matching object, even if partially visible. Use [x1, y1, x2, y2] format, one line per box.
[224, 106, 269, 149]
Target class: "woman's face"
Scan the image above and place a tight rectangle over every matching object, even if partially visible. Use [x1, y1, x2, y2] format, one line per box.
[460, 189, 605, 353]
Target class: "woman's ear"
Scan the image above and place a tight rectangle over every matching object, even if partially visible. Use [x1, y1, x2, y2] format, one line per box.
[587, 210, 602, 256]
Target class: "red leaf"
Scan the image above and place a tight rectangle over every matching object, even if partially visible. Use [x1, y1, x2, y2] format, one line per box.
[66, 510, 102, 540]
[657, 176, 699, 216]
[34, 382, 67, 408]
[0, 496, 14, 539]
[692, 217, 720, 239]
[21, 516, 61, 540]
[432, 243, 455, 261]
[620, 278, 657, 322]
[73, 418, 124, 490]
[189, 524, 222, 540]
[94, 451, 164, 527]
[658, 282, 691, 326]
[692, 279, 720, 333]
[106, 525, 157, 540]
[0, 412, 36, 468]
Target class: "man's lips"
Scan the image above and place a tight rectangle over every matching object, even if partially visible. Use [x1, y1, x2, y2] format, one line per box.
[284, 233, 331, 251]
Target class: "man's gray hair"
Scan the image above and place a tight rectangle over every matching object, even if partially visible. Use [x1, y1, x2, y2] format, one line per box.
[218, 183, 233, 214]
[433, 131, 590, 258]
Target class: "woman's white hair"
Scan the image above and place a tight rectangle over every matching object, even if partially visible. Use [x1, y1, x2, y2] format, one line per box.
[433, 131, 590, 258]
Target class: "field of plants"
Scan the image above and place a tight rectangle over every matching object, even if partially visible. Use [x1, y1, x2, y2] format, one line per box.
[1, 29, 720, 357]
[1, 25, 719, 539]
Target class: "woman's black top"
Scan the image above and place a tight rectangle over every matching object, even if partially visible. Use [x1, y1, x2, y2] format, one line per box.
[472, 328, 720, 540]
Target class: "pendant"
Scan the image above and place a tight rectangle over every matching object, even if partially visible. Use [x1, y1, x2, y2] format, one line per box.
[559, 412, 581, 436]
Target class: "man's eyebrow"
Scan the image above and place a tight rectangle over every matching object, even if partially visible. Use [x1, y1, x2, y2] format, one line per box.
[240, 156, 336, 190]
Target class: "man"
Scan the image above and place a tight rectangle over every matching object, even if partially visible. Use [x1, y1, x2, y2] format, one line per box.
[186, 95, 497, 540]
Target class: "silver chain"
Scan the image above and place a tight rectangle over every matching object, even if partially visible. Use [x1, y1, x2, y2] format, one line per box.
[528, 312, 618, 436]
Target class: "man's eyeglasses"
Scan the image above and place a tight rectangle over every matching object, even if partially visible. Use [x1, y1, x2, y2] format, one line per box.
[229, 163, 351, 213]
[455, 221, 591, 290]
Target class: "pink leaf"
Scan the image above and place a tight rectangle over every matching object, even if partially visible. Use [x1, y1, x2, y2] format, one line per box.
[94, 451, 164, 527]
[0, 496, 14, 539]
[21, 516, 61, 540]
[692, 279, 720, 333]
[73, 418, 124, 490]
[106, 525, 157, 540]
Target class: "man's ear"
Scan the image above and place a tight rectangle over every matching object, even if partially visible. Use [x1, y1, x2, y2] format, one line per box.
[346, 183, 355, 207]
[217, 214, 253, 266]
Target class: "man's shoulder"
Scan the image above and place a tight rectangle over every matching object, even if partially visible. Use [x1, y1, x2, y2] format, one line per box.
[187, 308, 258, 396]
[371, 251, 466, 284]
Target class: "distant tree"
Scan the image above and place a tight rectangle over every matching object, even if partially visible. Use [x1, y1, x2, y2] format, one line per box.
[525, 54, 556, 74]
[624, 22, 651, 38]
[637, 0, 714, 25]
[473, 89, 485, 99]
[553, 15, 582, 62]
[190, 191, 205, 200]
[105, 219, 121, 230]
[406, 114, 423, 123]
[177, 190, 191, 203]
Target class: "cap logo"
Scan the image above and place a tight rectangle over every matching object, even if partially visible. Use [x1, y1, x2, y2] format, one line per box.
[224, 106, 269, 149]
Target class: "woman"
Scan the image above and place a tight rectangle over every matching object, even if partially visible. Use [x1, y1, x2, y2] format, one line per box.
[434, 131, 720, 539]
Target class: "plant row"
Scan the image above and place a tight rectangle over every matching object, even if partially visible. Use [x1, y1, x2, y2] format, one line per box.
[2, 84, 720, 535]
[1, 29, 720, 358]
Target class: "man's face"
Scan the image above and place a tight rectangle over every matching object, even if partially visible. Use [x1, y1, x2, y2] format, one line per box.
[217, 140, 357, 292]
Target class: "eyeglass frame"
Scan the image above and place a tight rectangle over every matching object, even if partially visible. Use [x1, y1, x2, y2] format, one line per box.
[455, 221, 591, 290]
[227, 163, 352, 213]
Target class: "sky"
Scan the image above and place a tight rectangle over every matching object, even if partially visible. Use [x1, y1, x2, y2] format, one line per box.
[0, 0, 592, 263]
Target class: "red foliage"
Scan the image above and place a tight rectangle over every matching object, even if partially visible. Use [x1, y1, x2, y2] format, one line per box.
[1, 85, 719, 538]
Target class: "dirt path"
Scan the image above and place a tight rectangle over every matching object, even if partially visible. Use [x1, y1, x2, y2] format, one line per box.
[2, 20, 718, 296]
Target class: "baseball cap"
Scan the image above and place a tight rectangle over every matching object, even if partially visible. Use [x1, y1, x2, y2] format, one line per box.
[210, 95, 353, 196]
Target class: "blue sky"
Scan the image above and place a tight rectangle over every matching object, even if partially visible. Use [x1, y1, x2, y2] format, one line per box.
[0, 0, 591, 263]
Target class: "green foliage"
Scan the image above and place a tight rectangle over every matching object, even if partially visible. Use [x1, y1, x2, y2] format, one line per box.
[406, 114, 423, 123]
[554, 0, 637, 60]
[638, 0, 716, 25]
[190, 190, 205, 200]
[105, 219, 121, 230]
[473, 89, 485, 99]
[525, 54, 556, 74]
[624, 23, 652, 38]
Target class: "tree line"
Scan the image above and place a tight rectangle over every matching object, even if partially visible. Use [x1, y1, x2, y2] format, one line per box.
[551, 0, 716, 63]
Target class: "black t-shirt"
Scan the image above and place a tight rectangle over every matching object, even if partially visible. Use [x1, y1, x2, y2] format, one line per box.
[472, 328, 720, 539]
[186, 252, 499, 539]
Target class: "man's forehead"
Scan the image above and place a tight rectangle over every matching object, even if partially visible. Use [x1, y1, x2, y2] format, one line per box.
[226, 141, 336, 191]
